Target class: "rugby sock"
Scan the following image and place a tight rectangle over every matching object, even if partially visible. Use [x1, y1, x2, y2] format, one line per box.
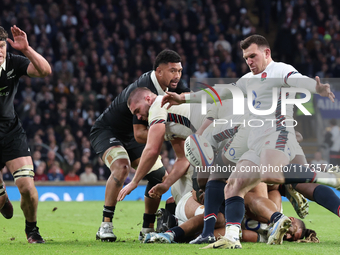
[202, 180, 225, 238]
[103, 205, 115, 222]
[283, 164, 338, 187]
[0, 182, 6, 196]
[142, 213, 156, 228]
[225, 196, 244, 232]
[25, 220, 37, 234]
[278, 184, 285, 196]
[313, 185, 340, 217]
[269, 212, 283, 224]
[168, 226, 185, 242]
[283, 164, 316, 183]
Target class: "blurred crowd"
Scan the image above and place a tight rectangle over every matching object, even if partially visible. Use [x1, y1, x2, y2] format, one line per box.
[1, 0, 340, 182]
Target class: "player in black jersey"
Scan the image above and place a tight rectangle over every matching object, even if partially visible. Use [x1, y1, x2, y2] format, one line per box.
[0, 26, 51, 243]
[90, 50, 190, 242]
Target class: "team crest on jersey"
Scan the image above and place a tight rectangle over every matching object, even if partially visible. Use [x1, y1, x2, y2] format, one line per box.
[261, 72, 267, 81]
[7, 69, 14, 77]
[265, 141, 270, 145]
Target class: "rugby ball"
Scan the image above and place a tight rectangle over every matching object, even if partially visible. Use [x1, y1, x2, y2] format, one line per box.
[184, 134, 214, 167]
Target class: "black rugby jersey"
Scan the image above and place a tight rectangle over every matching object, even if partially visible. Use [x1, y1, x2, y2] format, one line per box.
[0, 53, 30, 132]
[93, 71, 189, 140]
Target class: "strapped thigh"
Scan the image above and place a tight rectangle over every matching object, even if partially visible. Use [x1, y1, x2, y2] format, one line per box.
[12, 165, 34, 182]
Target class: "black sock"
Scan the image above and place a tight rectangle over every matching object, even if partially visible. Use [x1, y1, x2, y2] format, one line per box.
[270, 212, 283, 224]
[142, 213, 156, 228]
[103, 205, 115, 222]
[225, 196, 244, 228]
[169, 226, 185, 242]
[278, 184, 285, 196]
[25, 220, 37, 234]
[313, 185, 340, 217]
[202, 180, 225, 237]
[283, 164, 316, 183]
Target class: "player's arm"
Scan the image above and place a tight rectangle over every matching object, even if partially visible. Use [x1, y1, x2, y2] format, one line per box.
[148, 138, 190, 198]
[133, 124, 148, 144]
[196, 118, 213, 135]
[118, 123, 165, 201]
[7, 26, 51, 78]
[284, 71, 334, 102]
[161, 84, 238, 109]
[133, 116, 149, 144]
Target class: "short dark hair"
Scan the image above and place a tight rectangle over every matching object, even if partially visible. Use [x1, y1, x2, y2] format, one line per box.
[0, 26, 8, 41]
[240, 34, 270, 50]
[85, 163, 93, 169]
[153, 49, 181, 70]
[127, 87, 151, 107]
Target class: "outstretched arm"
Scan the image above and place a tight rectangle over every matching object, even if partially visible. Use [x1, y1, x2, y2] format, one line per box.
[148, 138, 190, 198]
[161, 84, 236, 109]
[118, 123, 165, 201]
[7, 25, 51, 77]
[286, 73, 335, 102]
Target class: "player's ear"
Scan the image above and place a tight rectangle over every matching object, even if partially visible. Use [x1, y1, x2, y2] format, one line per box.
[156, 66, 163, 77]
[265, 48, 271, 58]
[145, 94, 151, 104]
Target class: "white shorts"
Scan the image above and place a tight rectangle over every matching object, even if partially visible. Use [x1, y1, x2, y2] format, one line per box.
[171, 166, 193, 205]
[174, 191, 205, 226]
[175, 191, 192, 225]
[224, 126, 251, 163]
[248, 130, 301, 161]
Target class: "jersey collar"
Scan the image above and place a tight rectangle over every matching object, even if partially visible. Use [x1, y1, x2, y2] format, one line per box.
[151, 70, 168, 95]
[0, 59, 6, 76]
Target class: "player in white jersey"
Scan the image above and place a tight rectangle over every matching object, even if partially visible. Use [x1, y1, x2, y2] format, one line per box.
[118, 87, 208, 202]
[161, 34, 340, 249]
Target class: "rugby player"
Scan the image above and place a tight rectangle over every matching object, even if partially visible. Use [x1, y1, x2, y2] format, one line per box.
[117, 87, 207, 203]
[161, 34, 339, 249]
[90, 50, 190, 242]
[0, 25, 51, 243]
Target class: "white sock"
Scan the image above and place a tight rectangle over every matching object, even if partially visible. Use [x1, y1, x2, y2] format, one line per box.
[315, 172, 338, 187]
[225, 225, 241, 241]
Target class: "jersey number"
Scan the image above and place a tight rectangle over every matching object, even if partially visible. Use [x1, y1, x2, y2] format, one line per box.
[252, 90, 261, 109]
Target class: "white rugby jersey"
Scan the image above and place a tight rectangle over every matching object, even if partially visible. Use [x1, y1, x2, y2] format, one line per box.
[236, 61, 316, 138]
[148, 96, 207, 140]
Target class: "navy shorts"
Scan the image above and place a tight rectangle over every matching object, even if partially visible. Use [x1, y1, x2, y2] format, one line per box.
[90, 126, 145, 163]
[0, 124, 31, 168]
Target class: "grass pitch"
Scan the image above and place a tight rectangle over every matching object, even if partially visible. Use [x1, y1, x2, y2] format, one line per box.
[1, 201, 340, 254]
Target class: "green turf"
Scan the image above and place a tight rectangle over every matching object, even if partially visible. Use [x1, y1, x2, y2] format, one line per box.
[1, 201, 340, 254]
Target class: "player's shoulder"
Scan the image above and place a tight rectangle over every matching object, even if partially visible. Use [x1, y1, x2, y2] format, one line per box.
[6, 52, 28, 63]
[270, 61, 297, 72]
[152, 96, 164, 107]
[241, 72, 252, 79]
[136, 71, 153, 88]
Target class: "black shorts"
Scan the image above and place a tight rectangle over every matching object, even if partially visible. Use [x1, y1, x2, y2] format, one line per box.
[90, 126, 145, 162]
[0, 124, 31, 168]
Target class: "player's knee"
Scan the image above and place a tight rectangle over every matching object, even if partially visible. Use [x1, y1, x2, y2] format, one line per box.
[104, 147, 130, 170]
[16, 178, 35, 196]
[224, 178, 246, 197]
[112, 163, 130, 181]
